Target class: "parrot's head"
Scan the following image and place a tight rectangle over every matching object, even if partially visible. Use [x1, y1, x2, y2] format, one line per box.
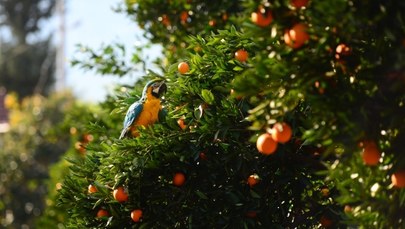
[142, 79, 167, 99]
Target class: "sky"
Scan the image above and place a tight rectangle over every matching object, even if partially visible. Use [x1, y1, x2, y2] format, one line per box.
[62, 0, 162, 102]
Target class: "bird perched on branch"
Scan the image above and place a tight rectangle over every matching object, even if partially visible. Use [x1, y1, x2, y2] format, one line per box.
[119, 79, 167, 139]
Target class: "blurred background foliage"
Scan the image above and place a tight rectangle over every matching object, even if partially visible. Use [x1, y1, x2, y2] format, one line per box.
[0, 92, 74, 228]
[0, 0, 56, 98]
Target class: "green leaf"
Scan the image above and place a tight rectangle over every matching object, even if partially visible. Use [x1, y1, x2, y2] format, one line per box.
[201, 89, 215, 105]
[195, 190, 209, 200]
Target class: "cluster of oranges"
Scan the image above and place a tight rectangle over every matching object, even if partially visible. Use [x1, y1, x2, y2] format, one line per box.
[256, 122, 293, 155]
[360, 140, 405, 188]
[251, 0, 310, 49]
[73, 133, 94, 154]
[89, 185, 142, 222]
[90, 172, 187, 223]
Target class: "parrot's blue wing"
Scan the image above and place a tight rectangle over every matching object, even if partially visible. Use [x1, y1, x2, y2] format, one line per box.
[119, 101, 143, 139]
[158, 107, 168, 122]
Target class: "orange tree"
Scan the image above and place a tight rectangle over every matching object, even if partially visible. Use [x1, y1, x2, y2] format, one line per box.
[58, 0, 405, 228]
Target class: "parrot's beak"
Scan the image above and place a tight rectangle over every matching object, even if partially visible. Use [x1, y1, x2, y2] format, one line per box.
[152, 81, 167, 98]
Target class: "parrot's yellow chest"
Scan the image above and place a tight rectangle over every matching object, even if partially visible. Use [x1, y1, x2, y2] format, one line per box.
[135, 97, 161, 126]
[131, 89, 162, 131]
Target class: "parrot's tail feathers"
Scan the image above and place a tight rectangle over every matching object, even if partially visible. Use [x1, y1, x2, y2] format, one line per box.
[119, 128, 128, 140]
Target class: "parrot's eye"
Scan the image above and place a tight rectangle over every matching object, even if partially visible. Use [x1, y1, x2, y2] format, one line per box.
[151, 81, 166, 98]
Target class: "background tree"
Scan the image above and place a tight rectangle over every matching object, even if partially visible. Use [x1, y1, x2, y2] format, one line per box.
[0, 92, 75, 228]
[58, 0, 405, 228]
[0, 0, 56, 98]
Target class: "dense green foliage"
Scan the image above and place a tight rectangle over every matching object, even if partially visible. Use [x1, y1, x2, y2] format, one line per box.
[59, 0, 405, 228]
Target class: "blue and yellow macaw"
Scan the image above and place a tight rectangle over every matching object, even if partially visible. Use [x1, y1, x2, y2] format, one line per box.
[119, 79, 167, 139]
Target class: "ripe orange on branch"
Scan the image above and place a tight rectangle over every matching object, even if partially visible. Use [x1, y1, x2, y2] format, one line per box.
[291, 0, 309, 8]
[96, 209, 109, 218]
[173, 172, 186, 186]
[180, 11, 188, 23]
[247, 174, 260, 187]
[284, 23, 309, 49]
[251, 7, 273, 27]
[361, 141, 381, 166]
[131, 209, 143, 222]
[177, 118, 187, 130]
[234, 49, 248, 62]
[161, 14, 171, 27]
[178, 62, 190, 74]
[88, 184, 97, 194]
[271, 122, 292, 143]
[319, 215, 333, 228]
[391, 171, 405, 188]
[256, 133, 278, 155]
[113, 186, 129, 203]
[335, 43, 351, 59]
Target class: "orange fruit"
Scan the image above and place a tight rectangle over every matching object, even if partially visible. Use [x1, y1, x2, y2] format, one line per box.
[83, 133, 94, 143]
[69, 127, 77, 135]
[222, 13, 228, 21]
[88, 184, 98, 194]
[180, 11, 188, 23]
[208, 19, 216, 27]
[320, 187, 330, 197]
[247, 174, 260, 187]
[177, 118, 187, 130]
[319, 215, 333, 228]
[131, 209, 143, 222]
[74, 141, 86, 153]
[271, 122, 292, 143]
[256, 133, 278, 155]
[391, 170, 405, 188]
[291, 0, 309, 8]
[251, 7, 273, 27]
[173, 172, 186, 186]
[335, 43, 351, 59]
[161, 14, 170, 27]
[314, 81, 325, 94]
[96, 209, 109, 218]
[361, 141, 381, 166]
[199, 151, 208, 160]
[113, 186, 129, 203]
[284, 23, 310, 49]
[246, 211, 257, 218]
[344, 205, 352, 213]
[234, 49, 248, 62]
[178, 62, 190, 74]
